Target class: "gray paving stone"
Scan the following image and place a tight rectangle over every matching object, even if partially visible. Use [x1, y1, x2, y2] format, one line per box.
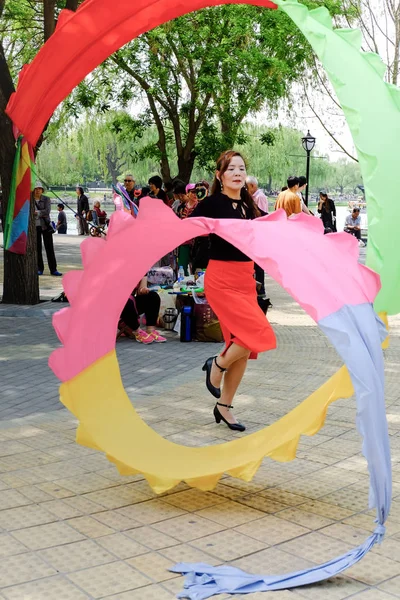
[0, 234, 398, 599]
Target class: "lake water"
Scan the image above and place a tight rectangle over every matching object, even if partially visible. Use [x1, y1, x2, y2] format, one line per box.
[50, 203, 368, 236]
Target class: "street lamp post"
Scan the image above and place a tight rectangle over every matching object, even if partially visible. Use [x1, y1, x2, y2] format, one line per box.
[301, 131, 316, 206]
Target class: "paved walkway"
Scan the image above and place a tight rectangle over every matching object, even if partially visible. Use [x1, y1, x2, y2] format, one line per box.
[0, 234, 400, 599]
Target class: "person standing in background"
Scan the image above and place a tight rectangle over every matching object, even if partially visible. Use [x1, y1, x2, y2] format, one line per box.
[148, 176, 168, 205]
[177, 184, 198, 275]
[123, 174, 136, 202]
[318, 191, 337, 232]
[245, 176, 269, 213]
[76, 186, 89, 235]
[245, 176, 268, 295]
[56, 203, 67, 234]
[297, 176, 313, 216]
[34, 183, 62, 276]
[274, 176, 302, 217]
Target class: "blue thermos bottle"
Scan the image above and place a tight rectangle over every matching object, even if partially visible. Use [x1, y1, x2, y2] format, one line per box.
[180, 305, 193, 342]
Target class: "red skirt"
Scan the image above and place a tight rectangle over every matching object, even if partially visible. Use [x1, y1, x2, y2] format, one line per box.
[205, 259, 276, 359]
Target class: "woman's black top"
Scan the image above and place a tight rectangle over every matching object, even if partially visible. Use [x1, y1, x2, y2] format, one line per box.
[190, 193, 256, 262]
[318, 198, 337, 231]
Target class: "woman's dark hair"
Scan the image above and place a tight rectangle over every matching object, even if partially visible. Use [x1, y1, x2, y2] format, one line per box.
[164, 181, 174, 192]
[173, 182, 187, 196]
[77, 186, 84, 196]
[211, 150, 260, 218]
[298, 176, 307, 187]
[148, 175, 162, 189]
[320, 191, 330, 209]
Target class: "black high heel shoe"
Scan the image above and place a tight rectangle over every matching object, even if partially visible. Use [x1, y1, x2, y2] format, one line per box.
[214, 402, 246, 432]
[202, 356, 226, 399]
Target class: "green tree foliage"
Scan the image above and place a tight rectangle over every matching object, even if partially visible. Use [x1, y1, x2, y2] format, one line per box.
[67, 1, 356, 182]
[38, 115, 362, 193]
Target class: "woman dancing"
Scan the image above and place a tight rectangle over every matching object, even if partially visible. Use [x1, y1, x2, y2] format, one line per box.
[191, 151, 276, 432]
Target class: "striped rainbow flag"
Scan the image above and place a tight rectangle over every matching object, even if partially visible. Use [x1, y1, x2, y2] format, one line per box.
[4, 133, 35, 254]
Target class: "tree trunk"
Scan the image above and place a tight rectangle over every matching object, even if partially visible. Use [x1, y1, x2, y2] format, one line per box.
[0, 37, 40, 304]
[43, 0, 56, 42]
[66, 0, 80, 10]
[106, 145, 120, 185]
[267, 173, 272, 192]
[0, 122, 40, 304]
[157, 143, 171, 183]
[0, 0, 81, 305]
[177, 151, 196, 184]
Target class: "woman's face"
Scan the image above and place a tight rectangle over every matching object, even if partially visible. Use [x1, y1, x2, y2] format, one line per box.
[76, 188, 80, 196]
[149, 182, 157, 193]
[218, 156, 246, 192]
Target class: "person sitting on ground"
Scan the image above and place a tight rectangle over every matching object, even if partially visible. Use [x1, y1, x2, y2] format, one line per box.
[318, 191, 337, 232]
[56, 203, 67, 234]
[148, 175, 168, 205]
[274, 176, 302, 217]
[245, 176, 269, 213]
[117, 276, 167, 344]
[93, 200, 108, 226]
[344, 207, 362, 240]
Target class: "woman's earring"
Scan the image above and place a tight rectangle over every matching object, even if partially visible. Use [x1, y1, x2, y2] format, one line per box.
[219, 179, 224, 192]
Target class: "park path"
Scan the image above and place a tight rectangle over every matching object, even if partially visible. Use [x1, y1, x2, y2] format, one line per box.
[0, 233, 400, 599]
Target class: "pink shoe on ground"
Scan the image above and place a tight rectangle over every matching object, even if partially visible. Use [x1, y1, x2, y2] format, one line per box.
[150, 330, 167, 343]
[134, 329, 154, 344]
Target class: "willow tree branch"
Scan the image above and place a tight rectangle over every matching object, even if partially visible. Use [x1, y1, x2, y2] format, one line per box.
[302, 82, 359, 162]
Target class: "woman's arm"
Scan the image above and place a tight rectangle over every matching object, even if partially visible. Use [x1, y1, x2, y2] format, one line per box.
[137, 276, 149, 295]
[38, 197, 51, 219]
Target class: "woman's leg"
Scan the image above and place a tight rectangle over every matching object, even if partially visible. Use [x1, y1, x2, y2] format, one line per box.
[37, 227, 44, 273]
[43, 231, 57, 274]
[218, 355, 249, 424]
[211, 342, 250, 386]
[120, 298, 140, 331]
[136, 292, 160, 332]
